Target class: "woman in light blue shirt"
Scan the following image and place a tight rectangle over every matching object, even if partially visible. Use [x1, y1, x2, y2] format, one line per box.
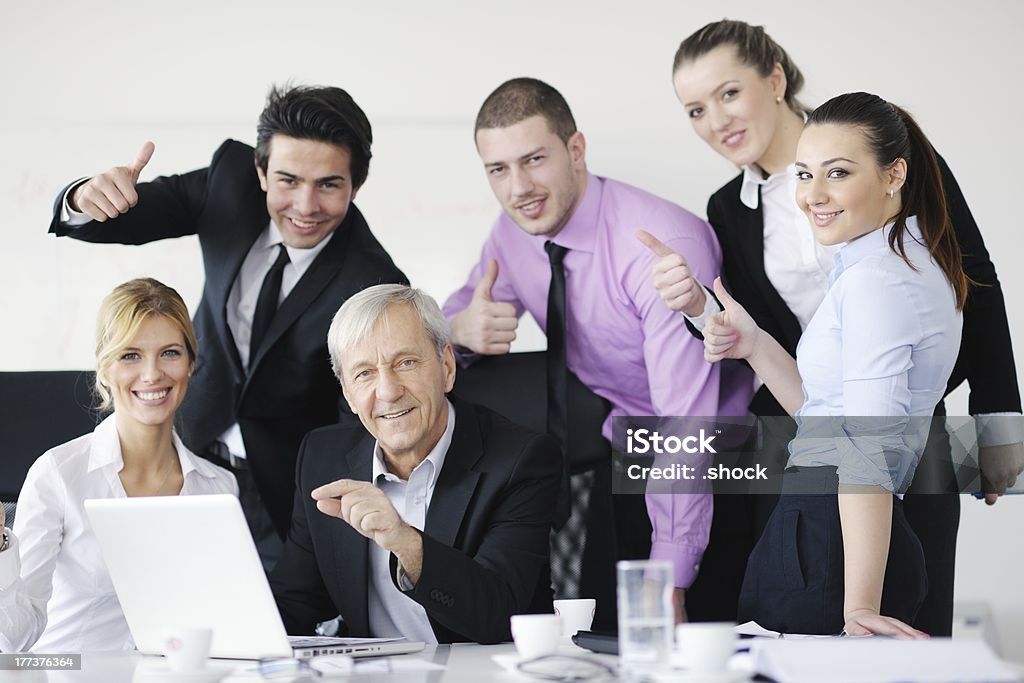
[696, 92, 965, 636]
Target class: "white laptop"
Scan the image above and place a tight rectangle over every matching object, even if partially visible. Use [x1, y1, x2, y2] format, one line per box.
[84, 494, 425, 659]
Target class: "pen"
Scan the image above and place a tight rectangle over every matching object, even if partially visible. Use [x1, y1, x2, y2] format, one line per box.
[971, 490, 1024, 499]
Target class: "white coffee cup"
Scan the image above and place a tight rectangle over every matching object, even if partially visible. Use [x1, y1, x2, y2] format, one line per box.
[675, 622, 736, 673]
[510, 614, 561, 659]
[161, 626, 213, 673]
[553, 598, 596, 636]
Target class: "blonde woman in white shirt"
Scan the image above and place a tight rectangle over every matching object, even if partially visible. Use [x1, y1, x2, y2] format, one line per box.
[0, 278, 237, 652]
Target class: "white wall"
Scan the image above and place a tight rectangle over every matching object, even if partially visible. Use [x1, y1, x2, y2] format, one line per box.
[4, 0, 1022, 656]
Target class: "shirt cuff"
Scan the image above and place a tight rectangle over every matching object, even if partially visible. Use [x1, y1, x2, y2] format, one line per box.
[975, 412, 1024, 448]
[394, 560, 415, 591]
[0, 530, 21, 590]
[649, 540, 703, 588]
[682, 284, 721, 332]
[452, 347, 480, 369]
[60, 178, 93, 226]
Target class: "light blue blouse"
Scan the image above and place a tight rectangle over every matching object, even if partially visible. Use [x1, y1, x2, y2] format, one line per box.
[788, 216, 963, 492]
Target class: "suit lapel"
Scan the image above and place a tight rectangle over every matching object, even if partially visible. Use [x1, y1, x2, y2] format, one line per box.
[210, 188, 269, 379]
[736, 189, 803, 354]
[424, 402, 482, 547]
[246, 207, 360, 376]
[332, 432, 374, 635]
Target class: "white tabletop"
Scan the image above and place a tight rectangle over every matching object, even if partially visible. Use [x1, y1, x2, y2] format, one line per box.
[4, 642, 621, 683]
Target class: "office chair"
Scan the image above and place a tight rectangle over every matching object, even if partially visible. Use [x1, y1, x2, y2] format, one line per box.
[0, 371, 98, 526]
[450, 352, 638, 629]
[450, 351, 610, 471]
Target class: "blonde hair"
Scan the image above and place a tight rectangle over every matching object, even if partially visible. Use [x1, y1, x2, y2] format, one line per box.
[94, 278, 198, 411]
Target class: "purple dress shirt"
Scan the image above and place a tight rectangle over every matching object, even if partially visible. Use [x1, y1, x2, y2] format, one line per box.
[443, 174, 753, 586]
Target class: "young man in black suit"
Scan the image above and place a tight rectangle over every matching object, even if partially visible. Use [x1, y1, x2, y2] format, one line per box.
[48, 85, 407, 567]
[270, 285, 562, 644]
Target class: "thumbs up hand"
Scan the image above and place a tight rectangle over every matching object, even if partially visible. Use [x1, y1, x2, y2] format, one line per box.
[450, 259, 519, 355]
[636, 229, 708, 317]
[70, 141, 156, 222]
[703, 278, 758, 362]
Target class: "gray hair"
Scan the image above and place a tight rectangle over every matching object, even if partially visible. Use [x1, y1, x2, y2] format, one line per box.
[328, 284, 451, 379]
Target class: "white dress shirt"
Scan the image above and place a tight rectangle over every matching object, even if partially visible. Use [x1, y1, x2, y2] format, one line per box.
[366, 401, 455, 646]
[0, 415, 238, 653]
[688, 163, 838, 333]
[739, 163, 839, 330]
[216, 222, 333, 459]
[788, 217, 963, 492]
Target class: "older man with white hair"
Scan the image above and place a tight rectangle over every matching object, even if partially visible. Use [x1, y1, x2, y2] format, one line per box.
[270, 284, 563, 645]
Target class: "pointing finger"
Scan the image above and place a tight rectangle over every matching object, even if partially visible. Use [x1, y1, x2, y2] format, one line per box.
[311, 478, 369, 500]
[636, 229, 676, 258]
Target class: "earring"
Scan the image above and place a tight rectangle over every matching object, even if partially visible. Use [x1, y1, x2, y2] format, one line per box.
[776, 95, 782, 105]
[888, 189, 894, 198]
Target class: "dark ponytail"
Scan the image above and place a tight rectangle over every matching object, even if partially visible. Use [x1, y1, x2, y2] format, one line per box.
[808, 92, 968, 310]
[673, 19, 808, 115]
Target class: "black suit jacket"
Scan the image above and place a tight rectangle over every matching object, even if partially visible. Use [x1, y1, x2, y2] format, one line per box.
[269, 399, 562, 645]
[48, 140, 408, 535]
[705, 152, 1021, 418]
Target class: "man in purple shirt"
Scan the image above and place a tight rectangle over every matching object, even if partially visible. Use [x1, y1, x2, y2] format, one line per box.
[443, 78, 752, 623]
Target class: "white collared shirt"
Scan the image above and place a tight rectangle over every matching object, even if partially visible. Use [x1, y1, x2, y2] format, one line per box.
[739, 163, 839, 330]
[0, 415, 238, 653]
[226, 221, 333, 370]
[217, 222, 334, 461]
[788, 217, 963, 492]
[366, 400, 455, 646]
[684, 163, 837, 334]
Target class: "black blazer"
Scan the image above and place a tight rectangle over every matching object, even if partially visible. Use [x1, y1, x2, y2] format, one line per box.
[269, 399, 563, 645]
[705, 152, 1021, 418]
[48, 140, 408, 536]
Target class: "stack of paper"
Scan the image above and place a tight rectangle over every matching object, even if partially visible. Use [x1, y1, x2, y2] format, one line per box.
[752, 638, 1019, 683]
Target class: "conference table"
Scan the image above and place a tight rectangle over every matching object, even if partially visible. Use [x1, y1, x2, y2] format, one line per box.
[0, 642, 623, 683]
[6, 640, 1022, 682]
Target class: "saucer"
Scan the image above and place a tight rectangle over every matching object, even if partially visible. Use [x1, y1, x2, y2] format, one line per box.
[648, 670, 751, 683]
[492, 652, 524, 672]
[132, 663, 228, 683]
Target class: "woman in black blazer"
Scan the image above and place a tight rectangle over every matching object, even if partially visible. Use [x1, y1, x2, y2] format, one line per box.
[659, 19, 1021, 635]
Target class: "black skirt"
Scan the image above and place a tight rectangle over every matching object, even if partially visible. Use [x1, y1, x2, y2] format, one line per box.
[737, 466, 927, 635]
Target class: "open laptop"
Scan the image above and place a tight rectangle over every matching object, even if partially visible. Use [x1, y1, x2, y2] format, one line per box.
[85, 494, 425, 660]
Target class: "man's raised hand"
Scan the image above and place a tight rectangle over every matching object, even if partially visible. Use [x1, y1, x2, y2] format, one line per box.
[636, 229, 708, 317]
[70, 141, 155, 222]
[449, 259, 519, 355]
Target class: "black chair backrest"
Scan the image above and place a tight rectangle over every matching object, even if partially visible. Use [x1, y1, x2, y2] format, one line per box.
[450, 351, 611, 471]
[0, 371, 99, 501]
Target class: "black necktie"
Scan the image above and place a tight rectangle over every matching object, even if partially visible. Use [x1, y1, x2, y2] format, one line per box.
[545, 240, 590, 599]
[544, 241, 569, 449]
[250, 244, 289, 364]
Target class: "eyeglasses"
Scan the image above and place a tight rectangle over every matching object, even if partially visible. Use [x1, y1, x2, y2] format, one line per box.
[256, 657, 322, 680]
[516, 654, 617, 681]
